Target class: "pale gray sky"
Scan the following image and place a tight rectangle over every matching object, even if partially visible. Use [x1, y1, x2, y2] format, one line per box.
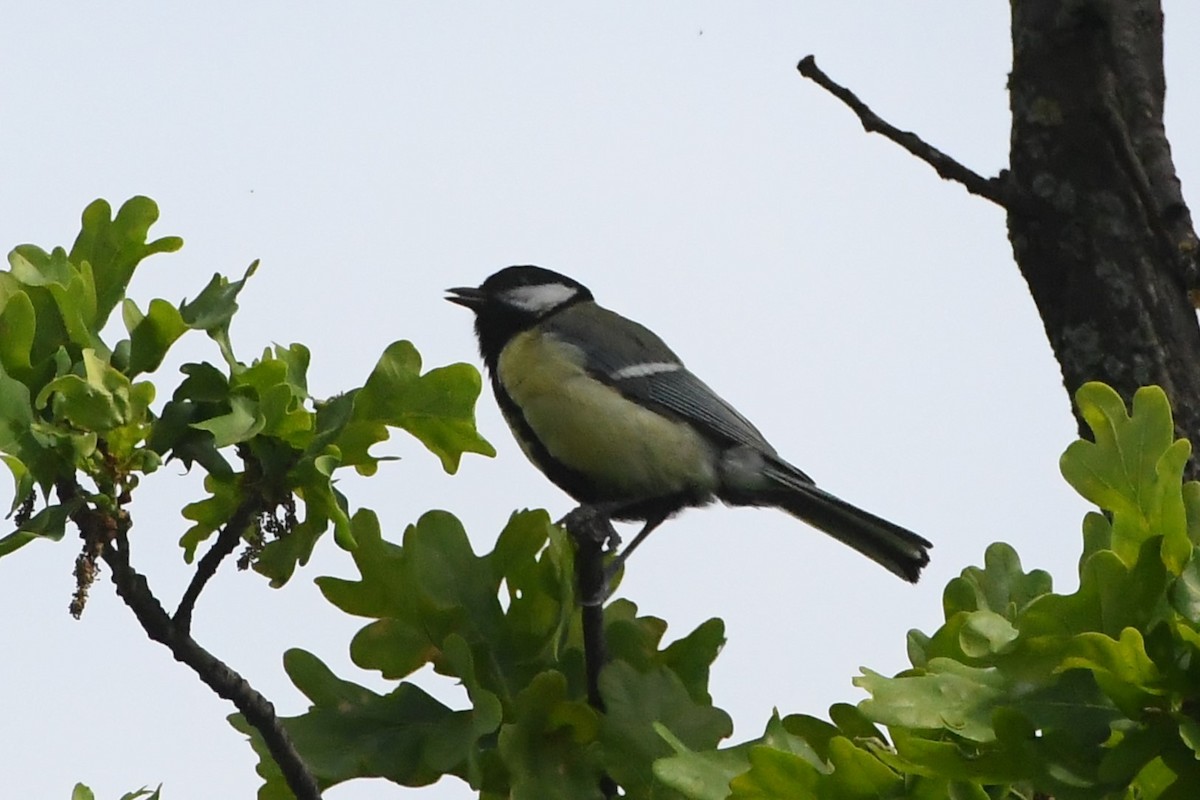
[4, 3, 1198, 799]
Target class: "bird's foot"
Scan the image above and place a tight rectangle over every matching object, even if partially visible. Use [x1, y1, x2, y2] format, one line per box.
[558, 506, 622, 552]
[560, 505, 623, 606]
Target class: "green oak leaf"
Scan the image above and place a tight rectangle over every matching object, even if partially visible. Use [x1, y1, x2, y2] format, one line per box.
[190, 393, 264, 447]
[35, 349, 134, 431]
[179, 473, 242, 561]
[600, 660, 733, 796]
[727, 745, 821, 799]
[498, 670, 605, 800]
[122, 297, 187, 377]
[0, 289, 35, 378]
[342, 340, 494, 474]
[69, 196, 183, 326]
[1061, 383, 1191, 574]
[180, 260, 257, 369]
[655, 712, 828, 800]
[856, 658, 1007, 743]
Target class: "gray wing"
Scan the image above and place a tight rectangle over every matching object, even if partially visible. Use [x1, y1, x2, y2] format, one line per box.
[544, 302, 778, 453]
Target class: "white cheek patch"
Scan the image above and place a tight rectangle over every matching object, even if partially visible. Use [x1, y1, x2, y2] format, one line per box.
[609, 361, 683, 380]
[502, 283, 579, 313]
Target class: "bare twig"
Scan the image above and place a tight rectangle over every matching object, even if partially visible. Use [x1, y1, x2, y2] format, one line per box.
[174, 497, 260, 634]
[58, 478, 322, 800]
[797, 55, 1012, 208]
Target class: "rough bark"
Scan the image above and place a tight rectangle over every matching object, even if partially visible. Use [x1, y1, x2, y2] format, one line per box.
[1007, 0, 1200, 469]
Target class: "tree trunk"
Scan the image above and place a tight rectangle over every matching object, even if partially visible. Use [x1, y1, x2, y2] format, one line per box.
[1007, 0, 1200, 472]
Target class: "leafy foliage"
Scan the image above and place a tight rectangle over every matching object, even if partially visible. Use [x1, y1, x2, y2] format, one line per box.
[0, 197, 494, 586]
[14, 200, 1200, 799]
[226, 375, 1200, 798]
[654, 383, 1200, 799]
[233, 509, 732, 798]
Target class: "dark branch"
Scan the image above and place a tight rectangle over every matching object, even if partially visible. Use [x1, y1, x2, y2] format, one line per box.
[175, 497, 260, 634]
[561, 506, 619, 800]
[797, 55, 1013, 208]
[58, 478, 322, 800]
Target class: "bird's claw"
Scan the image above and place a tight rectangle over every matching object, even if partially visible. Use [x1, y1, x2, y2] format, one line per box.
[558, 506, 622, 552]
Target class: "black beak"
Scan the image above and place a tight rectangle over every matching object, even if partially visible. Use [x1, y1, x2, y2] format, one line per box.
[445, 286, 486, 310]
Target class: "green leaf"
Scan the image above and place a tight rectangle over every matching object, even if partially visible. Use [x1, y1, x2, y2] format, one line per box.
[1, 453, 33, 515]
[661, 618, 726, 706]
[317, 509, 501, 678]
[600, 660, 733, 796]
[179, 260, 257, 368]
[8, 246, 103, 355]
[1021, 536, 1167, 641]
[236, 346, 313, 446]
[959, 610, 1019, 658]
[654, 712, 832, 800]
[233, 648, 490, 794]
[283, 648, 483, 787]
[942, 542, 1053, 621]
[2, 258, 69, 374]
[179, 473, 242, 561]
[780, 713, 841, 763]
[825, 735, 903, 796]
[71, 784, 95, 800]
[346, 340, 494, 474]
[1170, 556, 1200, 623]
[1059, 628, 1163, 715]
[5, 501, 74, 550]
[117, 788, 162, 800]
[179, 261, 256, 333]
[296, 506, 734, 798]
[856, 658, 1007, 743]
[1130, 757, 1182, 800]
[654, 729, 746, 800]
[254, 458, 352, 586]
[229, 713, 292, 800]
[828, 702, 887, 743]
[727, 745, 820, 799]
[35, 349, 135, 431]
[499, 670, 606, 800]
[123, 297, 187, 377]
[69, 196, 183, 327]
[1061, 383, 1190, 574]
[190, 393, 264, 447]
[0, 289, 35, 378]
[0, 361, 66, 489]
[0, 361, 35, 454]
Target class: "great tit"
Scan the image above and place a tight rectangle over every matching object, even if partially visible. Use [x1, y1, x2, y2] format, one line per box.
[447, 265, 931, 583]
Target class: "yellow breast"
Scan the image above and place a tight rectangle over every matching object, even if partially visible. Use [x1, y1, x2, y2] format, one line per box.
[497, 329, 718, 500]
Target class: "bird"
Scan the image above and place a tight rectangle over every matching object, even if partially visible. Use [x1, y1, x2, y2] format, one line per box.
[447, 265, 931, 590]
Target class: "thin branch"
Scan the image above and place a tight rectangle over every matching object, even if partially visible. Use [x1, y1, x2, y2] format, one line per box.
[561, 506, 620, 800]
[797, 55, 1013, 208]
[58, 478, 322, 800]
[174, 497, 260, 634]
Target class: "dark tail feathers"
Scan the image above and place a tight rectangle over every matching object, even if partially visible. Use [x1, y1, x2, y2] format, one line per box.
[757, 456, 932, 582]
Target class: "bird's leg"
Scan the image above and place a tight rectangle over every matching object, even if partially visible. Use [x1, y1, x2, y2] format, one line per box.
[560, 505, 668, 604]
[602, 510, 668, 588]
[560, 506, 621, 609]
